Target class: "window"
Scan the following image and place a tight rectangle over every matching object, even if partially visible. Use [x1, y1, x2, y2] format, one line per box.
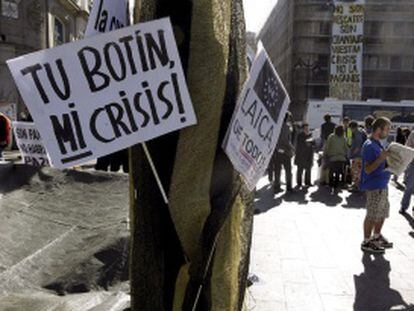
[390, 56, 402, 70]
[379, 56, 388, 70]
[312, 86, 328, 99]
[1, 0, 19, 19]
[54, 17, 65, 46]
[363, 87, 375, 99]
[318, 54, 329, 68]
[384, 87, 399, 101]
[367, 55, 379, 70]
[393, 22, 405, 36]
[369, 21, 382, 36]
[319, 21, 331, 35]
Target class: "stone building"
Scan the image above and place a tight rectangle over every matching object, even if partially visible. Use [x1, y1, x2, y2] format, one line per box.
[258, 0, 414, 118]
[0, 0, 91, 119]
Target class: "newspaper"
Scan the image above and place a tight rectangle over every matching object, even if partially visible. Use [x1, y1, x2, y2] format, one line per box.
[386, 142, 414, 176]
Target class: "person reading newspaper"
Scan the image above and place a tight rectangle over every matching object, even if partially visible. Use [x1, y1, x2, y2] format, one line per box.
[360, 117, 396, 254]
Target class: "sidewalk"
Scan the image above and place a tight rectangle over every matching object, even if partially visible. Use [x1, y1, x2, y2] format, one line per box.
[246, 175, 414, 311]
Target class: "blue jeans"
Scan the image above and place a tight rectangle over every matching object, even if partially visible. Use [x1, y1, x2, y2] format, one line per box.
[401, 163, 414, 211]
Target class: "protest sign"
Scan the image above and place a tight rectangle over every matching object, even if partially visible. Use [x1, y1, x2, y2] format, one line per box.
[85, 0, 129, 37]
[13, 121, 50, 166]
[7, 18, 197, 169]
[223, 49, 290, 190]
[329, 0, 365, 100]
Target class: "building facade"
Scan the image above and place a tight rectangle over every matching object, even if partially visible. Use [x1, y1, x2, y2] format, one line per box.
[0, 0, 91, 119]
[258, 0, 414, 119]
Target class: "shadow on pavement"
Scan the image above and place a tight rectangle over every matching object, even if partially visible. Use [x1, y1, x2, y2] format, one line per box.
[353, 254, 414, 311]
[0, 164, 46, 194]
[254, 185, 310, 214]
[309, 186, 343, 207]
[283, 187, 309, 205]
[342, 192, 366, 209]
[254, 185, 283, 214]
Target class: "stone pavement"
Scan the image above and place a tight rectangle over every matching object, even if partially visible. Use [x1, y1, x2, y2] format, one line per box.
[245, 174, 414, 311]
[0, 164, 130, 310]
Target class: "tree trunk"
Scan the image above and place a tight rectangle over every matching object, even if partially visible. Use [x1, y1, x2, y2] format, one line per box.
[129, 1, 253, 310]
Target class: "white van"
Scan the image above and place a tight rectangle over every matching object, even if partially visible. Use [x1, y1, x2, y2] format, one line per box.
[306, 98, 414, 142]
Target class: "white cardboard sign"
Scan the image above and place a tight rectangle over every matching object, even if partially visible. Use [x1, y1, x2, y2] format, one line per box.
[223, 49, 290, 190]
[85, 0, 129, 37]
[7, 18, 197, 169]
[13, 121, 50, 167]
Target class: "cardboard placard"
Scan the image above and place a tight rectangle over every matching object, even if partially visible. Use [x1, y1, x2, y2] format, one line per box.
[13, 121, 50, 166]
[7, 18, 197, 169]
[223, 49, 290, 190]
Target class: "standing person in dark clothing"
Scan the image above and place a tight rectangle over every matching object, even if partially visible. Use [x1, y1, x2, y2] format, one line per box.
[294, 123, 314, 188]
[321, 114, 336, 145]
[95, 154, 113, 171]
[396, 127, 406, 145]
[403, 128, 411, 142]
[272, 112, 295, 193]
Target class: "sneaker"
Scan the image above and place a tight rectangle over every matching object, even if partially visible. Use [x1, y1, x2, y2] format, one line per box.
[361, 240, 385, 254]
[372, 235, 393, 249]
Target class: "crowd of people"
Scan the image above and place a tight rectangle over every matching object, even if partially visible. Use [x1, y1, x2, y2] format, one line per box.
[267, 112, 414, 254]
[267, 112, 374, 194]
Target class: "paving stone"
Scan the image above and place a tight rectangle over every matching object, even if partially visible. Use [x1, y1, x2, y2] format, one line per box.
[246, 169, 414, 310]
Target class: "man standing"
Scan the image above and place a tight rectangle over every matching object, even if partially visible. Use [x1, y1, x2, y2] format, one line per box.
[360, 117, 393, 253]
[0, 112, 11, 160]
[321, 114, 336, 145]
[294, 123, 314, 188]
[272, 112, 295, 193]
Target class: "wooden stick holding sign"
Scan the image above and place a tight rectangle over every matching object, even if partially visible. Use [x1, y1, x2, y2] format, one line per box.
[142, 142, 169, 204]
[87, 3, 170, 204]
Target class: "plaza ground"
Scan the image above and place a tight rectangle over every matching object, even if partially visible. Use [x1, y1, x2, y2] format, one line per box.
[246, 171, 414, 311]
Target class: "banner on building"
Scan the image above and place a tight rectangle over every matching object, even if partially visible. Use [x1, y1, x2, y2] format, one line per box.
[85, 0, 129, 37]
[13, 122, 50, 167]
[7, 18, 197, 169]
[329, 0, 365, 100]
[223, 49, 290, 190]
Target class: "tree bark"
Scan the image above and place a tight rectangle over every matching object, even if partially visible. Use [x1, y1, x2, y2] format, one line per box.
[129, 1, 253, 310]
